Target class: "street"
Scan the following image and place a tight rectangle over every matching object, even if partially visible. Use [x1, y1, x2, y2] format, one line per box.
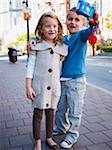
[1, 55, 112, 95]
[0, 55, 112, 150]
[86, 55, 112, 95]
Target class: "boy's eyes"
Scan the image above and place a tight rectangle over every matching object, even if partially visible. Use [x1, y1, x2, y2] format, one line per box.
[68, 17, 74, 21]
[68, 17, 80, 22]
[75, 18, 80, 22]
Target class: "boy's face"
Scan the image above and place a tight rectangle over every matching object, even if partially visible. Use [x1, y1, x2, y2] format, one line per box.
[66, 11, 85, 34]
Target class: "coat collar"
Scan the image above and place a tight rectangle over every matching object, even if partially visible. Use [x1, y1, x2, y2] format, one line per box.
[31, 40, 68, 56]
[31, 40, 54, 51]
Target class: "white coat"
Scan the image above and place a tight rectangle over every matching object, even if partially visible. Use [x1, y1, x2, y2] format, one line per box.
[27, 40, 68, 109]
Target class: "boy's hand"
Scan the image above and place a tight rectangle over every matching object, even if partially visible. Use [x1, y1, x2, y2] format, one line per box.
[88, 10, 99, 27]
[27, 39, 36, 52]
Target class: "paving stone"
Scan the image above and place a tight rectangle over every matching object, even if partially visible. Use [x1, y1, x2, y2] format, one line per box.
[5, 147, 23, 150]
[98, 114, 112, 121]
[6, 120, 24, 128]
[87, 143, 112, 150]
[23, 118, 32, 125]
[22, 144, 33, 150]
[84, 116, 103, 123]
[9, 135, 32, 147]
[1, 113, 13, 121]
[0, 128, 18, 138]
[12, 113, 29, 120]
[103, 129, 112, 139]
[107, 142, 112, 149]
[85, 132, 111, 144]
[84, 109, 99, 116]
[17, 125, 32, 135]
[96, 108, 112, 114]
[84, 122, 106, 132]
[0, 121, 6, 129]
[76, 135, 93, 147]
[73, 148, 87, 150]
[0, 137, 10, 149]
[0, 58, 112, 150]
[18, 107, 32, 113]
[80, 125, 91, 134]
[100, 121, 112, 129]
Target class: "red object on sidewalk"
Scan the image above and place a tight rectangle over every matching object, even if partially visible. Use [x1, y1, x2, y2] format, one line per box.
[88, 34, 97, 56]
[88, 34, 97, 45]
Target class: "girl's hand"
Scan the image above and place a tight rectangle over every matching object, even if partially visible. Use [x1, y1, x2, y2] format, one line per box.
[26, 87, 36, 101]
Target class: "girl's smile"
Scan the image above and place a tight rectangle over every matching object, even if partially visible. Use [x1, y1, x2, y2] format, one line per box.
[40, 17, 58, 44]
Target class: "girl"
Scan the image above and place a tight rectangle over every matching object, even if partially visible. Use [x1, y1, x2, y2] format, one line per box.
[26, 12, 68, 150]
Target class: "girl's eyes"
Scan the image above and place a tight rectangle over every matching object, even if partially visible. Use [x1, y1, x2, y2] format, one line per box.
[45, 25, 57, 28]
[45, 25, 50, 28]
[53, 25, 57, 28]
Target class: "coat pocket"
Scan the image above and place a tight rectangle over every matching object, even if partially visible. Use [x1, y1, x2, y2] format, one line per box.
[32, 79, 41, 95]
[52, 79, 61, 97]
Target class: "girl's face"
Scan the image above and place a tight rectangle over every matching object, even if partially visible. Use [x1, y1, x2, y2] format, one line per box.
[40, 17, 58, 44]
[66, 11, 85, 34]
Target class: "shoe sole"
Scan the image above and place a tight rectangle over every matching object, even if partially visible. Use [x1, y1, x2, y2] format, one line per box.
[60, 140, 77, 149]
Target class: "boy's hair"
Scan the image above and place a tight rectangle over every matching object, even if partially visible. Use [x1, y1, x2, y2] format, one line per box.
[70, 7, 77, 13]
[67, 7, 86, 22]
[35, 12, 64, 44]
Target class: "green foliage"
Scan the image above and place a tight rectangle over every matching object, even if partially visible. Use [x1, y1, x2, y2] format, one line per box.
[96, 43, 102, 50]
[6, 33, 34, 54]
[101, 46, 112, 52]
[0, 38, 3, 53]
[0, 48, 2, 53]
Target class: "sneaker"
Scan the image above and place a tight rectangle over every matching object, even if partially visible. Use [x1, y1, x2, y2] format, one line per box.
[60, 139, 77, 149]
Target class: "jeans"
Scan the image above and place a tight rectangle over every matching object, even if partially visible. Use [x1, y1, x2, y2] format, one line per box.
[55, 77, 86, 142]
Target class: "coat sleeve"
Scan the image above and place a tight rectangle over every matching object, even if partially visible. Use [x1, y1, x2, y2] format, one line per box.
[26, 51, 36, 78]
[54, 44, 68, 57]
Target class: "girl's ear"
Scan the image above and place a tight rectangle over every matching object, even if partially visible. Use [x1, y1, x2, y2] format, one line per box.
[35, 31, 38, 37]
[39, 28, 43, 34]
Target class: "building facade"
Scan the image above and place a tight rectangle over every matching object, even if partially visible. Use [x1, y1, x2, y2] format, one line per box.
[0, 0, 68, 54]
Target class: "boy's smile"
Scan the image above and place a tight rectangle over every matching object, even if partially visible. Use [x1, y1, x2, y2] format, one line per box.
[66, 11, 85, 34]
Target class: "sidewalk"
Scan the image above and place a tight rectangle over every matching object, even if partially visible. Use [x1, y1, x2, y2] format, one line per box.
[0, 57, 112, 150]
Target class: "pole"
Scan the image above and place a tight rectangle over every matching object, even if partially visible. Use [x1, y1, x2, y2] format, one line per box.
[26, 0, 29, 43]
[92, 44, 95, 56]
[27, 17, 29, 43]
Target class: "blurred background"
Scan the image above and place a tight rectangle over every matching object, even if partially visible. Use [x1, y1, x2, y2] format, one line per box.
[0, 0, 112, 56]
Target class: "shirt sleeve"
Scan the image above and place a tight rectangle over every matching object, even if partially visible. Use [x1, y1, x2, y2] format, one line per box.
[26, 51, 36, 78]
[80, 27, 92, 42]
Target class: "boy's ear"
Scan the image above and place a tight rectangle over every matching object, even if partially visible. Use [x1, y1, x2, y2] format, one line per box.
[82, 22, 86, 27]
[83, 22, 86, 26]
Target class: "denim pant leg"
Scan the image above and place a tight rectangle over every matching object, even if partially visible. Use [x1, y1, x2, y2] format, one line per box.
[55, 81, 70, 133]
[65, 77, 86, 143]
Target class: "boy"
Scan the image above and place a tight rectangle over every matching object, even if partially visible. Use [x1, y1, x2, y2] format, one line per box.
[53, 7, 98, 149]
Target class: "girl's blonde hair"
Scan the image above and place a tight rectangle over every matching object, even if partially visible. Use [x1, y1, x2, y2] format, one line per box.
[35, 12, 64, 44]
